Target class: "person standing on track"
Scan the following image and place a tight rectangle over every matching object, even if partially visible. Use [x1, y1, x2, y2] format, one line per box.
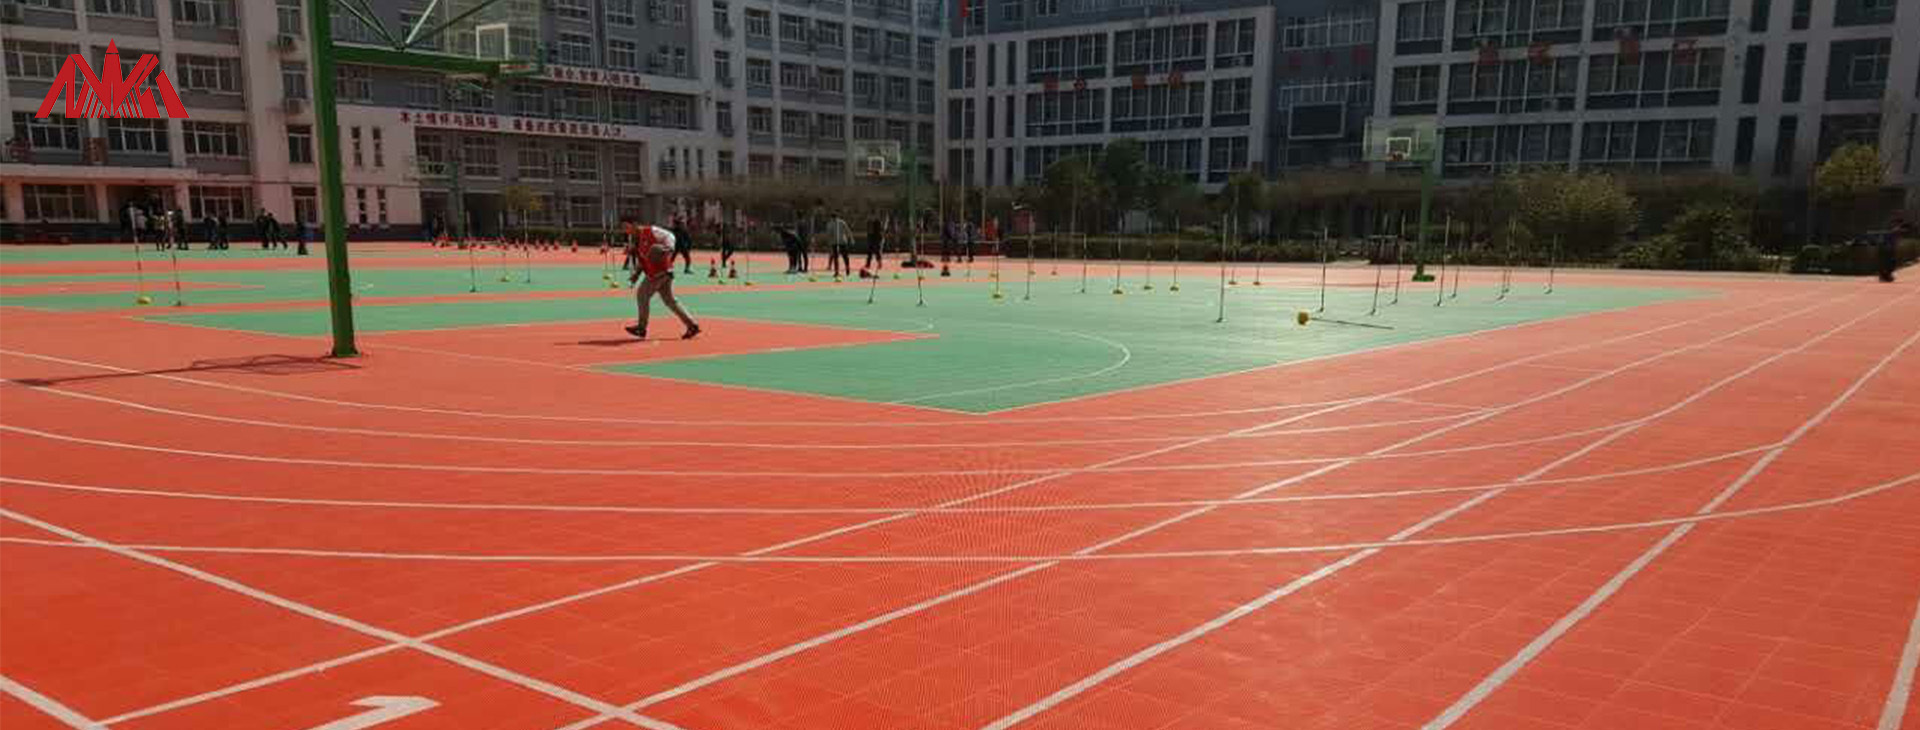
[626, 223, 702, 340]
[719, 222, 739, 269]
[669, 217, 696, 274]
[823, 210, 853, 278]
[863, 216, 884, 273]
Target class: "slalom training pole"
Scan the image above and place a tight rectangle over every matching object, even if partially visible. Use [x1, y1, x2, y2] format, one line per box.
[131, 233, 153, 305]
[468, 239, 480, 292]
[1436, 213, 1449, 307]
[168, 245, 185, 307]
[1079, 233, 1090, 294]
[1545, 235, 1558, 294]
[1169, 219, 1182, 292]
[1216, 215, 1229, 323]
[524, 244, 533, 284]
[1049, 231, 1059, 275]
[1024, 230, 1035, 300]
[1317, 225, 1329, 313]
[1391, 214, 1404, 305]
[1142, 223, 1155, 291]
[1369, 244, 1383, 316]
[1111, 235, 1123, 295]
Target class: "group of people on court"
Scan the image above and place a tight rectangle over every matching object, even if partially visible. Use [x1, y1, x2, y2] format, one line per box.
[121, 202, 311, 254]
[776, 213, 893, 278]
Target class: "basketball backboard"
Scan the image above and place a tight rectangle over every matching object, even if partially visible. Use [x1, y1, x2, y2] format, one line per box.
[852, 140, 904, 179]
[1364, 116, 1439, 167]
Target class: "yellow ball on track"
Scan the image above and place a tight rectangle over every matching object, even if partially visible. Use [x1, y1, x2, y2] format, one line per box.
[1296, 311, 1310, 326]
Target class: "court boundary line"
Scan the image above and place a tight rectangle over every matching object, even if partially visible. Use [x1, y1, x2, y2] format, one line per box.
[0, 508, 693, 730]
[0, 674, 104, 730]
[11, 286, 1806, 727]
[1423, 321, 1920, 730]
[977, 290, 1919, 730]
[538, 285, 1875, 730]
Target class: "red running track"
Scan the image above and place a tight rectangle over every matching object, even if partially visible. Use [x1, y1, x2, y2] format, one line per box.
[2, 253, 1918, 730]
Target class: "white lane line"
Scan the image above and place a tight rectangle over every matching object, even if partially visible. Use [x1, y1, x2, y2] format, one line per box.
[0, 444, 1776, 517]
[0, 290, 1736, 427]
[52, 290, 1795, 726]
[1881, 582, 1920, 730]
[1424, 321, 1920, 730]
[0, 674, 105, 729]
[546, 289, 1855, 730]
[977, 291, 1913, 730]
[6, 470, 1914, 564]
[0, 509, 691, 730]
[0, 380, 1493, 449]
[888, 324, 1134, 405]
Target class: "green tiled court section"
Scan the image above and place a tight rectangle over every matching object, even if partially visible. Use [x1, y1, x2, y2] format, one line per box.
[0, 262, 617, 310]
[144, 276, 1691, 412]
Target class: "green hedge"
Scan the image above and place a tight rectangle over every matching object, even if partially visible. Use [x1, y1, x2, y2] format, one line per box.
[1792, 237, 1919, 275]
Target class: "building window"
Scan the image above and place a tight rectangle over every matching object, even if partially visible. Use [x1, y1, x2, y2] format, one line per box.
[817, 113, 846, 140]
[293, 187, 317, 226]
[282, 61, 309, 100]
[24, 185, 96, 221]
[853, 26, 877, 56]
[1281, 9, 1374, 49]
[11, 113, 82, 151]
[651, 96, 692, 129]
[178, 55, 241, 94]
[4, 41, 79, 80]
[853, 116, 879, 140]
[816, 20, 845, 48]
[1783, 42, 1806, 102]
[1668, 48, 1725, 91]
[781, 62, 810, 90]
[746, 9, 771, 38]
[559, 88, 598, 121]
[782, 110, 810, 137]
[172, 0, 237, 27]
[287, 125, 313, 164]
[461, 136, 499, 177]
[355, 188, 367, 226]
[276, 0, 303, 35]
[747, 58, 772, 87]
[513, 85, 546, 116]
[377, 188, 389, 226]
[748, 107, 773, 134]
[189, 186, 251, 221]
[1397, 1, 1445, 41]
[717, 150, 735, 177]
[613, 145, 645, 184]
[405, 78, 440, 108]
[1393, 65, 1441, 103]
[350, 126, 364, 167]
[1028, 34, 1107, 78]
[336, 64, 373, 101]
[1214, 19, 1257, 67]
[819, 67, 845, 94]
[558, 33, 592, 66]
[611, 91, 641, 122]
[552, 0, 591, 21]
[102, 118, 167, 153]
[91, 0, 156, 18]
[780, 14, 808, 43]
[517, 146, 553, 180]
[1586, 55, 1642, 94]
[1848, 38, 1891, 87]
[709, 1, 727, 32]
[607, 0, 636, 24]
[569, 196, 600, 227]
[609, 40, 639, 70]
[183, 121, 246, 157]
[1580, 119, 1715, 163]
[372, 127, 384, 167]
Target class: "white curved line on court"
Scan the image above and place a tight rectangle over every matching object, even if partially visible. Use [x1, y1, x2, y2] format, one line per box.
[0, 398, 1776, 478]
[0, 443, 1772, 515]
[888, 324, 1134, 405]
[3, 470, 1910, 563]
[0, 383, 1491, 448]
[0, 346, 1432, 426]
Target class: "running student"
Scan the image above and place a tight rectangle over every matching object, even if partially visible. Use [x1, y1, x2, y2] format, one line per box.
[626, 224, 702, 340]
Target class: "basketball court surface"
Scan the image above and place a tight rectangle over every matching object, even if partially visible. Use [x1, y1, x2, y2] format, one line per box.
[2, 242, 1917, 730]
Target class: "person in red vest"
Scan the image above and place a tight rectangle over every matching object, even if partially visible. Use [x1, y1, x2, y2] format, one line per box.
[625, 223, 701, 340]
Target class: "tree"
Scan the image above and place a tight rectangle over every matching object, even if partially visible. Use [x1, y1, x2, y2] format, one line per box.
[499, 184, 544, 236]
[1142, 166, 1207, 229]
[1035, 156, 1104, 232]
[1097, 138, 1147, 224]
[1217, 171, 1267, 239]
[1815, 142, 1887, 239]
[1507, 170, 1638, 258]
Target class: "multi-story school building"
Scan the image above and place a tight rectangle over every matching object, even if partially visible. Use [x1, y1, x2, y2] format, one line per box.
[0, 0, 1913, 241]
[1372, 0, 1919, 205]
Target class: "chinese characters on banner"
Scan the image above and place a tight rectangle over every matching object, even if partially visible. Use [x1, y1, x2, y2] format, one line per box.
[397, 111, 643, 141]
[538, 65, 652, 91]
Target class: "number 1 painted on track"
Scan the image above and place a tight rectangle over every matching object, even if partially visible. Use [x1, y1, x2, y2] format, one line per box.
[303, 696, 438, 730]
